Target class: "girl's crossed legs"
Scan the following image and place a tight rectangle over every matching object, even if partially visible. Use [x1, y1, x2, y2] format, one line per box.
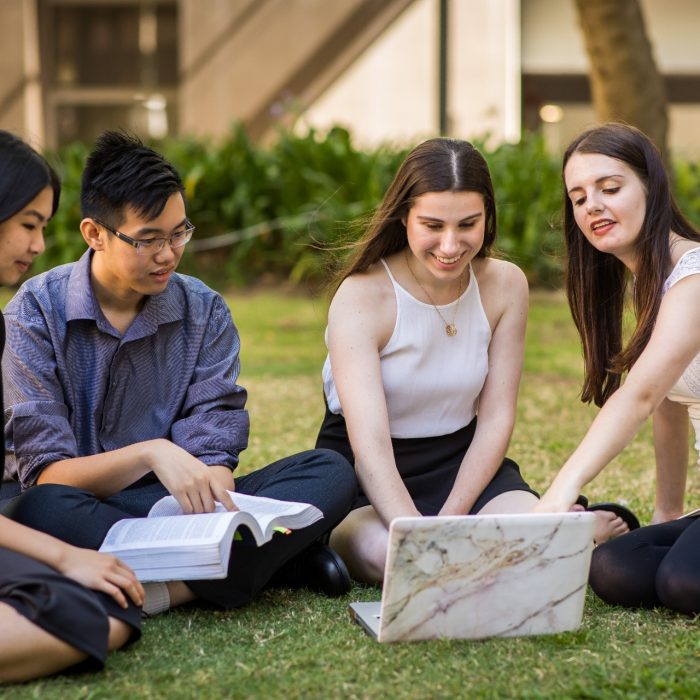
[332, 483, 538, 584]
[589, 515, 700, 615]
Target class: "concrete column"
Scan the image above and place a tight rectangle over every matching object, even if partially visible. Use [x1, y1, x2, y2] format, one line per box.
[450, 0, 521, 145]
[22, 0, 45, 146]
[0, 0, 27, 134]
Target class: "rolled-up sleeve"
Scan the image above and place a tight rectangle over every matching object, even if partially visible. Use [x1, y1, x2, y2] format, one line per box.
[4, 302, 78, 487]
[170, 296, 249, 469]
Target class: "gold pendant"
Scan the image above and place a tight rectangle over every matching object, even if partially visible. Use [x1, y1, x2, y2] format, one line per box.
[445, 324, 457, 337]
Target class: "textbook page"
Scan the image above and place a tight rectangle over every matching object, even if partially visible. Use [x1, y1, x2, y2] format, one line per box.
[148, 491, 323, 537]
[101, 512, 235, 549]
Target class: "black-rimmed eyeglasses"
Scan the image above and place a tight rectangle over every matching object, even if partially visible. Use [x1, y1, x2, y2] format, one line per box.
[95, 219, 195, 256]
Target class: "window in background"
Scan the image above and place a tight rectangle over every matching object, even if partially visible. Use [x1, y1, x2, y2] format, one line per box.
[40, 0, 178, 146]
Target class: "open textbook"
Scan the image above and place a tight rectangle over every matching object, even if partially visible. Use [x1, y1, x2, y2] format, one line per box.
[99, 491, 323, 582]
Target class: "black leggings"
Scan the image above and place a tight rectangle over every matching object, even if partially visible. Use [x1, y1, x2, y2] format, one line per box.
[589, 515, 700, 615]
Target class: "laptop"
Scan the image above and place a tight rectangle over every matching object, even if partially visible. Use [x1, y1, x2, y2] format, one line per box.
[349, 511, 595, 642]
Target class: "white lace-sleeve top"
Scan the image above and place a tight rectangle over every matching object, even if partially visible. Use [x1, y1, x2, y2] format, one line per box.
[662, 246, 700, 463]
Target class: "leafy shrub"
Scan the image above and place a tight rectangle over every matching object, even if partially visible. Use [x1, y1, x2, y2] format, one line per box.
[673, 157, 700, 229]
[34, 124, 700, 289]
[483, 134, 563, 286]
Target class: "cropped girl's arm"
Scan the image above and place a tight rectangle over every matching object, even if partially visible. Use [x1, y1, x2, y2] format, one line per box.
[0, 515, 143, 609]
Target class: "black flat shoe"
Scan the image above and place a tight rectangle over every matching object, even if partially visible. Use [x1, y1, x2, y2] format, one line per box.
[271, 542, 351, 597]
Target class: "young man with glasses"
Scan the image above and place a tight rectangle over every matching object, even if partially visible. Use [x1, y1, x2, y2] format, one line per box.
[1, 131, 356, 613]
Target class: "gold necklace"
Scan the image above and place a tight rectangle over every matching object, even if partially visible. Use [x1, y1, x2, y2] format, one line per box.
[404, 250, 466, 337]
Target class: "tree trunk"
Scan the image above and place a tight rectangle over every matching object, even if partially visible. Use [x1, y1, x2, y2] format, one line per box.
[573, 0, 669, 161]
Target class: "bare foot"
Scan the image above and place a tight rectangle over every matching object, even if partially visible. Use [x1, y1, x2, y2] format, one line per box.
[568, 503, 630, 544]
[591, 510, 629, 544]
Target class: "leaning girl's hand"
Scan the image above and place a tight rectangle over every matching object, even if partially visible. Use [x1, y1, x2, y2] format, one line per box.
[532, 490, 575, 514]
[57, 545, 144, 609]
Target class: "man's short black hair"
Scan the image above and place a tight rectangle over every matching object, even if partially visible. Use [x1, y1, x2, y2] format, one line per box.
[80, 130, 184, 226]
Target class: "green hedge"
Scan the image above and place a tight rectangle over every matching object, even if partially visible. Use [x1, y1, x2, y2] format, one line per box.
[39, 124, 700, 289]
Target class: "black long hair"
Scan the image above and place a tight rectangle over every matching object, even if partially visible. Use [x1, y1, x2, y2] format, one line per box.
[0, 131, 60, 490]
[0, 131, 60, 225]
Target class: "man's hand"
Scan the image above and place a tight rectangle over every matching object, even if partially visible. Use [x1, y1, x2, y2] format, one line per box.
[145, 439, 236, 513]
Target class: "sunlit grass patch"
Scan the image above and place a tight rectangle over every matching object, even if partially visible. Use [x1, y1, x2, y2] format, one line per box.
[6, 289, 699, 700]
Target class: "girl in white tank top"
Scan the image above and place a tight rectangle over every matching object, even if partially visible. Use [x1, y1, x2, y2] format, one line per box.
[323, 258, 491, 438]
[316, 138, 541, 584]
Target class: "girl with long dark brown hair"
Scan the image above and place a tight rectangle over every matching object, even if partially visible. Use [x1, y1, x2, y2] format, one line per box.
[535, 123, 700, 614]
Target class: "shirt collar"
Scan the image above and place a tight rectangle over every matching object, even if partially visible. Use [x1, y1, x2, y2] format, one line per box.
[65, 250, 100, 323]
[65, 249, 185, 339]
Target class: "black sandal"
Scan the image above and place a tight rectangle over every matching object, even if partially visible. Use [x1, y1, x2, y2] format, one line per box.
[585, 501, 640, 531]
[576, 495, 640, 530]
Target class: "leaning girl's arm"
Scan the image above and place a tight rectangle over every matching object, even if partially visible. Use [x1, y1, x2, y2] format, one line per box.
[440, 261, 529, 515]
[536, 274, 700, 513]
[327, 275, 420, 527]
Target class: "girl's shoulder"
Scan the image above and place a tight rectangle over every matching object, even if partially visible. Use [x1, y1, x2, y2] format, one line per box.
[665, 243, 700, 294]
[337, 260, 393, 294]
[332, 261, 396, 314]
[472, 256, 528, 293]
[669, 237, 700, 267]
[329, 261, 397, 347]
[471, 257, 528, 333]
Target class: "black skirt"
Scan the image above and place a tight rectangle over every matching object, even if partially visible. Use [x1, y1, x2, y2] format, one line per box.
[316, 405, 538, 515]
[0, 547, 141, 669]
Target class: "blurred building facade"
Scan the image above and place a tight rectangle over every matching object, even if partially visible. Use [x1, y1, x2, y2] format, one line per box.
[2, 0, 699, 155]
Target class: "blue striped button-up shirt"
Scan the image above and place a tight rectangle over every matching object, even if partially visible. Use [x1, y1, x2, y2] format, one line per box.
[3, 250, 249, 488]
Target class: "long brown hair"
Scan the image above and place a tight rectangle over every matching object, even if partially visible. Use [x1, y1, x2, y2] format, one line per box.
[562, 123, 700, 407]
[332, 138, 497, 291]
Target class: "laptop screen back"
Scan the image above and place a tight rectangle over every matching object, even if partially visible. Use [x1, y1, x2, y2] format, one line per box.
[375, 512, 595, 642]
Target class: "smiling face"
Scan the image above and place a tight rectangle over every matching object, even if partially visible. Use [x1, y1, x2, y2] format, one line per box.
[404, 190, 485, 287]
[86, 192, 187, 308]
[0, 186, 51, 286]
[564, 152, 647, 268]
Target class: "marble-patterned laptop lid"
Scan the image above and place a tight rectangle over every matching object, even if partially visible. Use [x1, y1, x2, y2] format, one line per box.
[374, 512, 595, 642]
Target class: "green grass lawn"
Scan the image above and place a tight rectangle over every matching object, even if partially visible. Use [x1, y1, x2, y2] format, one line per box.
[6, 289, 700, 699]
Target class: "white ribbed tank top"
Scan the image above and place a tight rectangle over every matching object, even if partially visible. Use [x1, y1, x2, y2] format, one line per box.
[322, 258, 492, 438]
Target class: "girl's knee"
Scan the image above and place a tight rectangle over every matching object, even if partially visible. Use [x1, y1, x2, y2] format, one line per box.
[331, 515, 387, 583]
[317, 449, 356, 494]
[588, 542, 653, 607]
[656, 560, 700, 615]
[355, 535, 387, 580]
[588, 545, 621, 603]
[3, 483, 93, 529]
[107, 618, 134, 651]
